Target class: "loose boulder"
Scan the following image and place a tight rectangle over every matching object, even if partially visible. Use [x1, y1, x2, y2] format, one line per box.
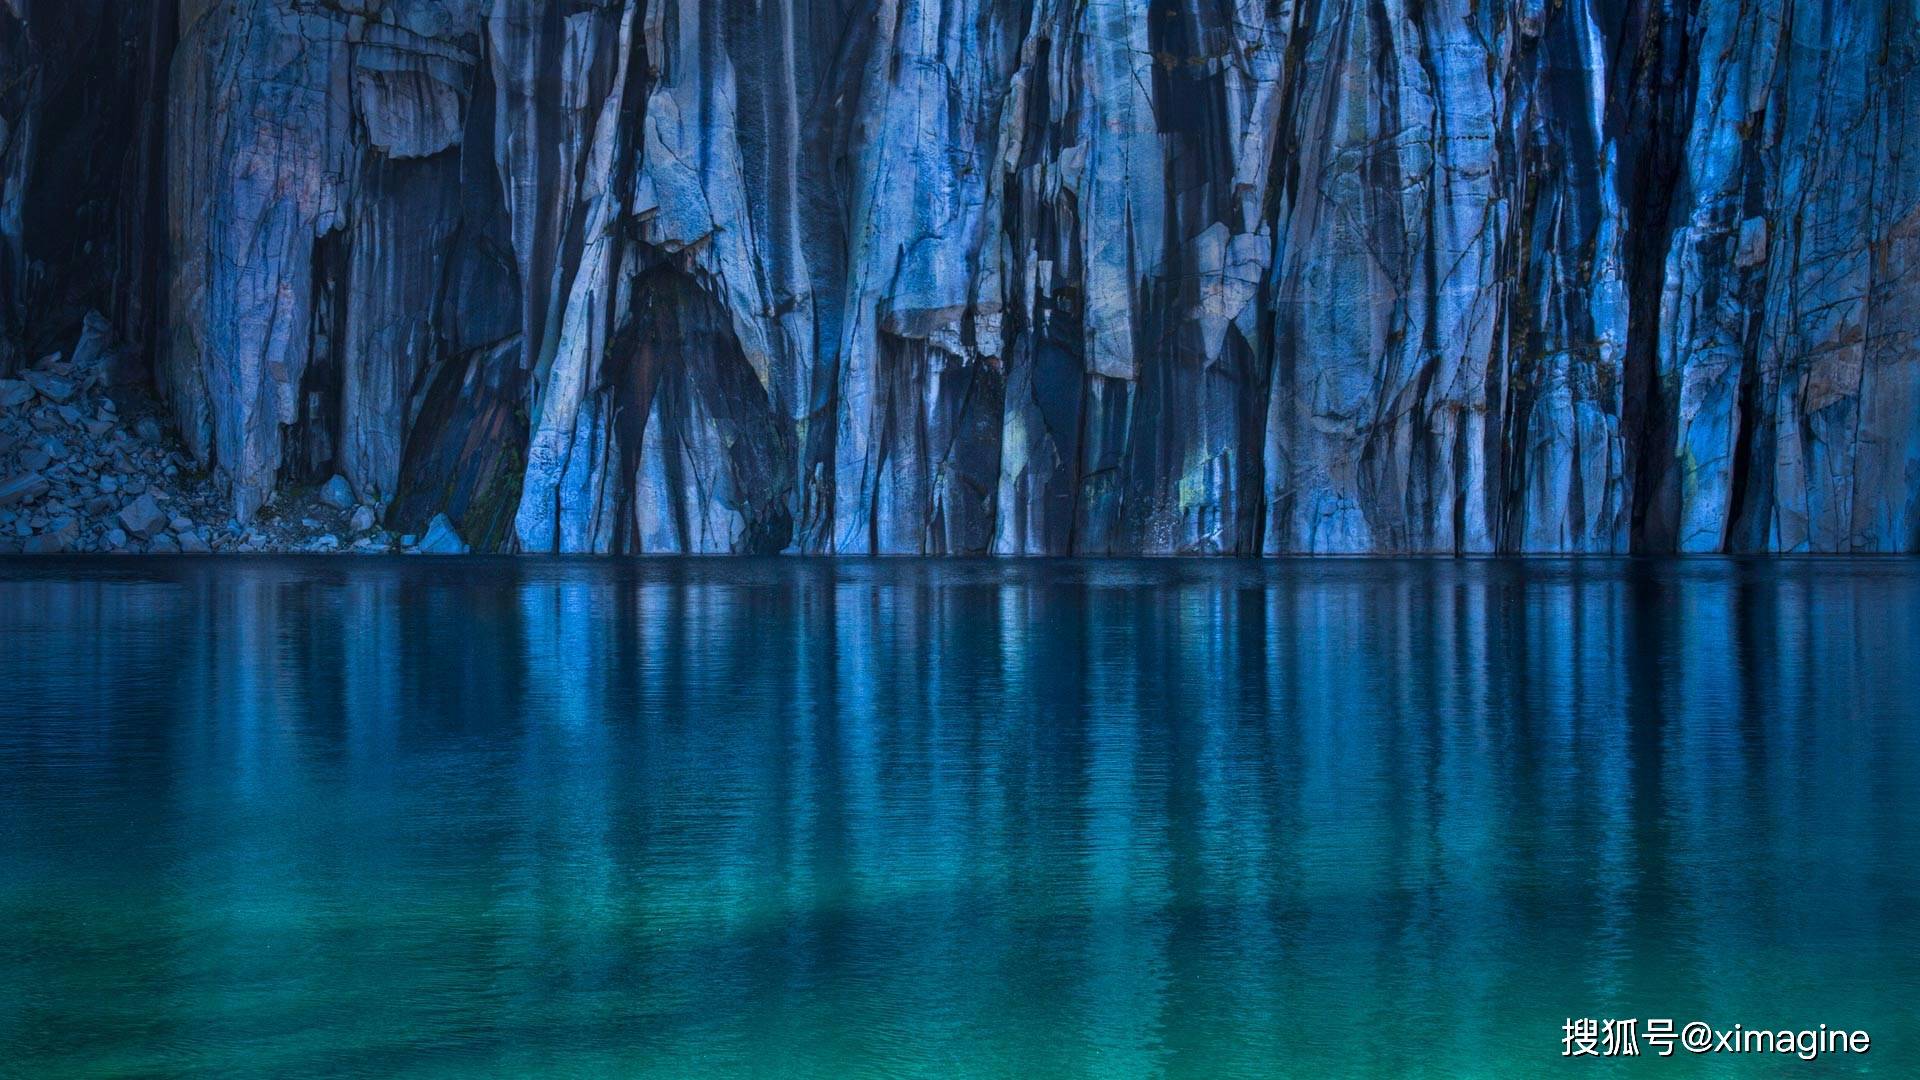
[69, 312, 114, 373]
[118, 493, 169, 538]
[414, 514, 469, 555]
[319, 474, 355, 511]
[22, 370, 78, 404]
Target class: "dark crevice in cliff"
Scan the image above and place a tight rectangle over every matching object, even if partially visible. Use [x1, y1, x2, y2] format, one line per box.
[390, 337, 528, 553]
[112, 1, 178, 382]
[389, 45, 526, 553]
[283, 226, 349, 488]
[0, 11, 34, 375]
[3, 1, 175, 377]
[1617, 0, 1694, 553]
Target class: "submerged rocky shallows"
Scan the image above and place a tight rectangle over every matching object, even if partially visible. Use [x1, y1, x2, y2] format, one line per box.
[2, 1, 1918, 554]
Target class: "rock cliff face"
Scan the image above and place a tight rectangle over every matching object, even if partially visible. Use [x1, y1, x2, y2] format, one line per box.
[2, 0, 1917, 553]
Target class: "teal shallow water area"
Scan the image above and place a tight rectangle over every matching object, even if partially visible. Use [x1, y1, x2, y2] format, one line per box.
[1, 557, 1917, 1078]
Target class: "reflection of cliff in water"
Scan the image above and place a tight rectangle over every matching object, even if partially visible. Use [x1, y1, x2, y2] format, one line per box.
[2, 557, 1917, 1074]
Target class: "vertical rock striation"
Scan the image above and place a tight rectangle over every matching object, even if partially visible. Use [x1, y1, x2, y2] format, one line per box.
[3, 0, 1917, 552]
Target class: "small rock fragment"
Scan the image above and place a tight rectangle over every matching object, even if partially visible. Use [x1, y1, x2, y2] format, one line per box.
[23, 518, 78, 554]
[0, 473, 50, 507]
[349, 505, 377, 533]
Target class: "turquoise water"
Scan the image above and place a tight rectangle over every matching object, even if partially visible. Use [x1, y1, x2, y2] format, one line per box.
[1, 557, 1916, 1078]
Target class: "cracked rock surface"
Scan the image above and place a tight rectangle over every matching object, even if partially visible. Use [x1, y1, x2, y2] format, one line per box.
[2, 0, 1917, 553]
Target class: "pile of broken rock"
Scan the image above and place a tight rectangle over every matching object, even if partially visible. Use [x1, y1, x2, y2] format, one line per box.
[0, 316, 468, 556]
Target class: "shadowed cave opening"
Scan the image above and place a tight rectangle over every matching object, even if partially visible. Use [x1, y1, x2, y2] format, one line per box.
[3, 0, 173, 378]
[606, 265, 795, 555]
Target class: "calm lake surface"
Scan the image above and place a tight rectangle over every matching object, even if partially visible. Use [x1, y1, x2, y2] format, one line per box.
[2, 557, 1917, 1077]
